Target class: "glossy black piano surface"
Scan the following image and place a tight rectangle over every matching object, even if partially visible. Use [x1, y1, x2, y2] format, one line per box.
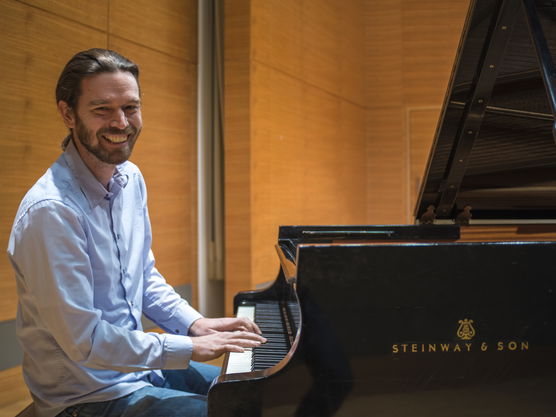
[209, 238, 556, 416]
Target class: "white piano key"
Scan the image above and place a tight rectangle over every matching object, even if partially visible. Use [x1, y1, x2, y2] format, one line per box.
[236, 305, 255, 321]
[225, 305, 256, 374]
[226, 349, 253, 374]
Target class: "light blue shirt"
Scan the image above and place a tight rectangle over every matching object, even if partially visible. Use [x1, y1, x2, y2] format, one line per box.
[7, 140, 203, 417]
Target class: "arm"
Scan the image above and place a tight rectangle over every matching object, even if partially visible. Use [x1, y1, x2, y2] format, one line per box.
[137, 171, 265, 362]
[9, 200, 190, 372]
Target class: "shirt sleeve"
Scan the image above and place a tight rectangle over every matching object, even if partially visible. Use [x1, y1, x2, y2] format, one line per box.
[138, 171, 203, 336]
[141, 251, 203, 336]
[9, 200, 192, 372]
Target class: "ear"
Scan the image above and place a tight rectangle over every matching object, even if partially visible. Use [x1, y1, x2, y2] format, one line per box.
[57, 101, 76, 129]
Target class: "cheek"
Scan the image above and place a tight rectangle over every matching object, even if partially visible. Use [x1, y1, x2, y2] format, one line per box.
[131, 113, 143, 128]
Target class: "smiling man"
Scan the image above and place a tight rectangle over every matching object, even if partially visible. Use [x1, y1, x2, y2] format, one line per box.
[8, 49, 265, 417]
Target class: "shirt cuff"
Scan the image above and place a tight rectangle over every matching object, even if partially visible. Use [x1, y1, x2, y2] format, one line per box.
[165, 302, 203, 336]
[162, 334, 194, 369]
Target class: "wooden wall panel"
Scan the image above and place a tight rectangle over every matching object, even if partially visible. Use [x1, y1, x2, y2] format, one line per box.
[365, 1, 404, 224]
[19, 0, 108, 30]
[224, 0, 252, 310]
[402, 0, 470, 107]
[225, 0, 368, 311]
[0, 0, 106, 321]
[407, 107, 441, 220]
[366, 0, 469, 224]
[252, 0, 366, 106]
[110, 0, 197, 63]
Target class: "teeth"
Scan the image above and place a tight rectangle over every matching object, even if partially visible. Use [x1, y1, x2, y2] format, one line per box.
[103, 135, 128, 143]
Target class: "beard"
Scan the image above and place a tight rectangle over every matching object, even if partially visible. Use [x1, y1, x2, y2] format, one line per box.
[74, 115, 141, 165]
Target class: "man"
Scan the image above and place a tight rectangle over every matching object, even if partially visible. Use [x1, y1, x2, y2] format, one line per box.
[8, 48, 265, 417]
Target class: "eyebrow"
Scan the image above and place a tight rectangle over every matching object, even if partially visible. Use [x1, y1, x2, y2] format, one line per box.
[88, 98, 141, 106]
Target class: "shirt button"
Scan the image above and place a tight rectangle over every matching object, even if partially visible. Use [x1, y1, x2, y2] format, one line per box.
[116, 234, 121, 240]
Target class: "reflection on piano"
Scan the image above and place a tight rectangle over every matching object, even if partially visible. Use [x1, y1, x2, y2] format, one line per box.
[208, 0, 556, 415]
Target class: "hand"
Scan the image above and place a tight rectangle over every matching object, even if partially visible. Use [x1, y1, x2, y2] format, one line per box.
[189, 317, 262, 336]
[191, 330, 266, 362]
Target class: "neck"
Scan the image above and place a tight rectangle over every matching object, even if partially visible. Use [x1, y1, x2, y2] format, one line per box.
[71, 137, 115, 189]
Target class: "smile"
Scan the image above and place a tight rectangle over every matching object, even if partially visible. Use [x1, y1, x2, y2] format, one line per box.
[102, 134, 129, 144]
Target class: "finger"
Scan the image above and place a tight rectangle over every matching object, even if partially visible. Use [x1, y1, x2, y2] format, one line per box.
[236, 318, 262, 335]
[224, 344, 245, 353]
[229, 331, 267, 344]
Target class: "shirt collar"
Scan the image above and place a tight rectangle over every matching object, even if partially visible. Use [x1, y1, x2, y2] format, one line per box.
[63, 139, 129, 208]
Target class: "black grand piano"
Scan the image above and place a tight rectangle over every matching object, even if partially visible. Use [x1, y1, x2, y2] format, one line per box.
[207, 0, 556, 415]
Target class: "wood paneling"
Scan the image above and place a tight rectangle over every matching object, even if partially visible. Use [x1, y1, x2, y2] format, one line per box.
[366, 0, 470, 224]
[224, 0, 252, 311]
[110, 0, 197, 63]
[0, 0, 107, 321]
[252, 0, 366, 106]
[225, 0, 368, 312]
[402, 0, 469, 107]
[408, 107, 441, 221]
[460, 225, 556, 242]
[20, 0, 108, 31]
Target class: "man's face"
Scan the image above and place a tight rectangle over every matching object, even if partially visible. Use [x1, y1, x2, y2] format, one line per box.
[71, 71, 142, 165]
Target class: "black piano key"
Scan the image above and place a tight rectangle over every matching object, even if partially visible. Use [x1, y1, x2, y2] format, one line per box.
[230, 300, 298, 373]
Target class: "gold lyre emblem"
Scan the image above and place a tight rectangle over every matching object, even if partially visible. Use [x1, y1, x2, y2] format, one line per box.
[457, 318, 476, 340]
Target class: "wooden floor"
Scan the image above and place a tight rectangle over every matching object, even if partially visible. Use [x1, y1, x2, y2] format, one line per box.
[0, 357, 224, 417]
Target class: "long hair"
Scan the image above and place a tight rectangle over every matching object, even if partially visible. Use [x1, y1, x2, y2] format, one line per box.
[56, 48, 140, 149]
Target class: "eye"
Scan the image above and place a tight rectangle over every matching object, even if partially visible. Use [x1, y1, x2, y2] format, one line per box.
[93, 107, 110, 114]
[124, 105, 140, 114]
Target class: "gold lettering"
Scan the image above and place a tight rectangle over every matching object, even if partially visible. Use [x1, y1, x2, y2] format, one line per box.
[391, 340, 528, 354]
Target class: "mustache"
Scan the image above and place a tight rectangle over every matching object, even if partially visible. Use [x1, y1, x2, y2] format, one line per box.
[97, 125, 138, 136]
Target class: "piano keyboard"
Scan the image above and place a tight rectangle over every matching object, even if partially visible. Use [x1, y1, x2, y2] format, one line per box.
[225, 301, 299, 374]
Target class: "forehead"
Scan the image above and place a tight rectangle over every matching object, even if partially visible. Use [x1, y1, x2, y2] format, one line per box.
[79, 71, 140, 105]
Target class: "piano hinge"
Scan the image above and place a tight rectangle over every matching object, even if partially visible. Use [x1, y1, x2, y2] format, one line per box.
[455, 205, 472, 226]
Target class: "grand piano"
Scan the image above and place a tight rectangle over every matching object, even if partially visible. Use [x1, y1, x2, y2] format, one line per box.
[207, 0, 556, 415]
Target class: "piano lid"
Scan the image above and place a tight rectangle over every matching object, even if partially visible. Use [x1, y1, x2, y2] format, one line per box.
[415, 0, 556, 222]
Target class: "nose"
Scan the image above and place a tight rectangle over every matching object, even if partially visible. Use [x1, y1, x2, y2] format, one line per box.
[110, 109, 129, 129]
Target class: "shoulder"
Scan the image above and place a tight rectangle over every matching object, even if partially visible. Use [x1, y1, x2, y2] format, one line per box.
[13, 158, 82, 228]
